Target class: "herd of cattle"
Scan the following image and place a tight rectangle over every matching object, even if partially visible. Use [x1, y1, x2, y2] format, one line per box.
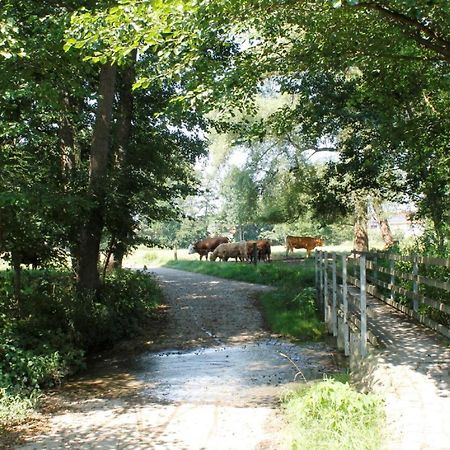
[187, 235, 325, 262]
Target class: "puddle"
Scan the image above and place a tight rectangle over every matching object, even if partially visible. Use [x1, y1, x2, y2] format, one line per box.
[131, 339, 339, 406]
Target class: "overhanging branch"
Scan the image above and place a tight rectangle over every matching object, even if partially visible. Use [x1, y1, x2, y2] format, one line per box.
[345, 1, 450, 62]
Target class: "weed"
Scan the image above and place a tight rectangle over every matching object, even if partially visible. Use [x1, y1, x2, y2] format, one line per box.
[282, 377, 385, 449]
[0, 268, 161, 428]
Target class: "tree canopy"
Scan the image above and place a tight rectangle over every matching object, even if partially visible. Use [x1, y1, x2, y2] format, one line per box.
[1, 0, 448, 288]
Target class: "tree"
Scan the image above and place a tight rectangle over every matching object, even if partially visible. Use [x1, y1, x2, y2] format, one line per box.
[1, 1, 211, 295]
[76, 63, 117, 291]
[192, 0, 449, 250]
[0, 0, 97, 296]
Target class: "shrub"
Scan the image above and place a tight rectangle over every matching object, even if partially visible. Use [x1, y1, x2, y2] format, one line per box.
[73, 269, 161, 349]
[0, 268, 161, 428]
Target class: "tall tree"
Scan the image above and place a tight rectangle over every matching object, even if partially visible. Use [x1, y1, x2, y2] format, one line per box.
[77, 63, 117, 291]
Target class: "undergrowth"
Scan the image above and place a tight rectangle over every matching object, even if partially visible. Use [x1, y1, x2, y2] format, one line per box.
[282, 377, 385, 449]
[166, 259, 325, 340]
[0, 269, 161, 430]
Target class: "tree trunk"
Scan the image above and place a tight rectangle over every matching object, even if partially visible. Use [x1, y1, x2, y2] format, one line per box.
[372, 197, 395, 248]
[115, 54, 135, 166]
[59, 92, 77, 178]
[112, 243, 126, 269]
[59, 92, 82, 275]
[77, 63, 117, 292]
[353, 196, 369, 252]
[102, 237, 116, 280]
[11, 250, 21, 306]
[109, 54, 136, 269]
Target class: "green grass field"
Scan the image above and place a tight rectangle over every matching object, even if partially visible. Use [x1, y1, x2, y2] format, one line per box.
[124, 242, 358, 268]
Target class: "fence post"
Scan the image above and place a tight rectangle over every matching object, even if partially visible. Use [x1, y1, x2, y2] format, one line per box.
[352, 249, 357, 277]
[390, 258, 395, 302]
[315, 250, 319, 301]
[324, 251, 329, 323]
[320, 251, 325, 320]
[360, 253, 367, 357]
[316, 251, 323, 316]
[252, 242, 257, 266]
[317, 250, 322, 314]
[342, 254, 349, 356]
[412, 255, 419, 312]
[332, 252, 337, 336]
[373, 253, 378, 294]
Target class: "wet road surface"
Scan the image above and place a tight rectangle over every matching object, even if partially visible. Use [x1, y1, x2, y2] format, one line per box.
[15, 267, 340, 450]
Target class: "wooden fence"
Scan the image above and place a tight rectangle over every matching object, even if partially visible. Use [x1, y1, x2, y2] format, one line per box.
[315, 250, 450, 357]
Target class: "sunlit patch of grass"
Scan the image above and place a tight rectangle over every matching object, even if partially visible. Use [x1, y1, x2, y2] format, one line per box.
[261, 288, 325, 340]
[124, 246, 198, 268]
[0, 389, 40, 430]
[282, 377, 385, 450]
[165, 257, 315, 285]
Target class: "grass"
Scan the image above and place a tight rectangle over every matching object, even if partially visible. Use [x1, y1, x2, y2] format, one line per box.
[0, 389, 39, 429]
[281, 377, 385, 450]
[123, 245, 199, 268]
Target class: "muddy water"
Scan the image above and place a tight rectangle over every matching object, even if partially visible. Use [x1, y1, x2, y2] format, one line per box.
[133, 340, 338, 407]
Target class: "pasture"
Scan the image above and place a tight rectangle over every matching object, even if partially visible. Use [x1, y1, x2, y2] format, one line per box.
[124, 242, 358, 268]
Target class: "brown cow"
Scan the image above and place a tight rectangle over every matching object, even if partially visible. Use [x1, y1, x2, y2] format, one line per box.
[246, 240, 271, 262]
[210, 242, 247, 262]
[285, 236, 324, 257]
[188, 236, 229, 260]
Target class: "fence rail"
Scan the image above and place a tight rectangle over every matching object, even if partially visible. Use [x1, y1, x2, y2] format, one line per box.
[315, 250, 450, 357]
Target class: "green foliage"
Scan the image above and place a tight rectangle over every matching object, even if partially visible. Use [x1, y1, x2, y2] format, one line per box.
[399, 230, 450, 327]
[217, 166, 259, 232]
[0, 268, 161, 427]
[193, 0, 450, 242]
[142, 218, 209, 250]
[85, 269, 161, 349]
[282, 378, 385, 450]
[262, 287, 324, 340]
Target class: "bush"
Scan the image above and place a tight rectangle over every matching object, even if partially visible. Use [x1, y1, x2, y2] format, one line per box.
[73, 270, 161, 349]
[0, 268, 161, 428]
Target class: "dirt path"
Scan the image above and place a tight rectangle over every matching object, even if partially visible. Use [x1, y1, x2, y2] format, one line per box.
[12, 267, 340, 450]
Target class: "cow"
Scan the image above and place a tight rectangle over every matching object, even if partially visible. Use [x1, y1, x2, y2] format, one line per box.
[246, 240, 271, 262]
[285, 236, 324, 257]
[210, 242, 247, 262]
[188, 236, 229, 260]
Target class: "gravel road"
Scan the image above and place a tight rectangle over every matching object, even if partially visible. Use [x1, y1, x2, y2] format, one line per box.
[12, 267, 340, 450]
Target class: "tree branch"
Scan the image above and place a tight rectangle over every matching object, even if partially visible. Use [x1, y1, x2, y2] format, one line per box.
[346, 1, 450, 62]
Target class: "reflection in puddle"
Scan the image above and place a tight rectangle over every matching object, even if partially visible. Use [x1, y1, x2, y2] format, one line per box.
[132, 340, 339, 406]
